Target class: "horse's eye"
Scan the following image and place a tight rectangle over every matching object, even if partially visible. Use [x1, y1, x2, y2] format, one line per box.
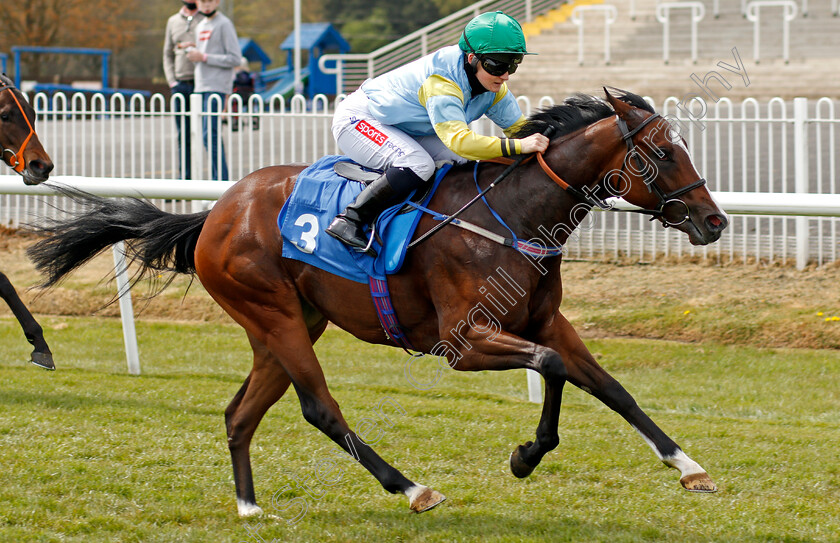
[654, 148, 670, 161]
[0, 113, 9, 121]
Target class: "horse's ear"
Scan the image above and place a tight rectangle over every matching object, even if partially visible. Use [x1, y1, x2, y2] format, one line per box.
[603, 86, 632, 118]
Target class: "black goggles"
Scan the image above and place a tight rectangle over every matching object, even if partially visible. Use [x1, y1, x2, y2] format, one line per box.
[478, 55, 522, 76]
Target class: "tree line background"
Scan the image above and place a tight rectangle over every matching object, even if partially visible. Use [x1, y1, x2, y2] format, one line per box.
[0, 0, 474, 90]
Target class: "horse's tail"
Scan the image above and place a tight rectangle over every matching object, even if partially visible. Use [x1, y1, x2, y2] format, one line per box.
[26, 185, 209, 290]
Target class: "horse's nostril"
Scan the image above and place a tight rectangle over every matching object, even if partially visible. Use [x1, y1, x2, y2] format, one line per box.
[30, 159, 54, 177]
[705, 214, 727, 232]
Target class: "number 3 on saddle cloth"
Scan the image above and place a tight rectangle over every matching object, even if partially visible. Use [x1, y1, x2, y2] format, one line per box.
[277, 155, 452, 351]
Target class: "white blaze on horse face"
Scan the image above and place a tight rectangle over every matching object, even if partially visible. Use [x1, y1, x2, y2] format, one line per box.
[633, 425, 706, 477]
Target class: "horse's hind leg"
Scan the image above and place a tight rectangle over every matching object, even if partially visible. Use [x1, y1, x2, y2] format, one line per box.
[225, 334, 294, 517]
[217, 294, 442, 515]
[278, 326, 444, 513]
[0, 271, 54, 370]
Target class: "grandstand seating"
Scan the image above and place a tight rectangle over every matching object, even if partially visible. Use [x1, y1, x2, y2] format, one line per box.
[510, 0, 840, 101]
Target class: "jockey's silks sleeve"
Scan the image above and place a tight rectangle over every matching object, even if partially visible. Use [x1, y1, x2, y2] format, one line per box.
[419, 75, 525, 160]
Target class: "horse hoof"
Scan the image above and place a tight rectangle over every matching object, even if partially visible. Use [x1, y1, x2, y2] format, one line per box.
[237, 499, 264, 517]
[407, 485, 446, 513]
[510, 442, 536, 479]
[30, 351, 55, 371]
[680, 472, 717, 493]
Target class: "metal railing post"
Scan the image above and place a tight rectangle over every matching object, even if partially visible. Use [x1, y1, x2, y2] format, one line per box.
[656, 2, 706, 64]
[189, 93, 206, 213]
[571, 5, 618, 65]
[189, 92, 203, 181]
[793, 97, 809, 269]
[112, 241, 141, 375]
[746, 0, 798, 63]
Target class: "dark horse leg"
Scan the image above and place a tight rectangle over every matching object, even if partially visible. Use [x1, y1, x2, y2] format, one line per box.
[515, 312, 716, 492]
[0, 271, 54, 370]
[447, 312, 715, 492]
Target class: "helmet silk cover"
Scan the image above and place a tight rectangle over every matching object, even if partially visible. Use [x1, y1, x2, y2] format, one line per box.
[458, 11, 532, 56]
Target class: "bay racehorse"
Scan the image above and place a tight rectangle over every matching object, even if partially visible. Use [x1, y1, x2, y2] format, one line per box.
[1, 74, 54, 370]
[27, 89, 727, 514]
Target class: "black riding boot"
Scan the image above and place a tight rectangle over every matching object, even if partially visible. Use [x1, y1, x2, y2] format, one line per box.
[326, 167, 425, 255]
[326, 173, 397, 254]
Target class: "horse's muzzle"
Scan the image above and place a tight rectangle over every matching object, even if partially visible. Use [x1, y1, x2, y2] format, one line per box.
[692, 211, 728, 245]
[22, 158, 54, 185]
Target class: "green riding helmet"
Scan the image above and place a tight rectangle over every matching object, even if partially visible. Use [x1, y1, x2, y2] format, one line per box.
[458, 11, 533, 56]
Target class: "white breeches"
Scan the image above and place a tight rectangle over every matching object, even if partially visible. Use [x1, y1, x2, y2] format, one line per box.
[331, 89, 465, 182]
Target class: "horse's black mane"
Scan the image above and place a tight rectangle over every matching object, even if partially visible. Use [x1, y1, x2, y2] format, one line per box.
[511, 89, 655, 139]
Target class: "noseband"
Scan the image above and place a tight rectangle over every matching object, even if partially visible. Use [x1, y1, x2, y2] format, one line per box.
[616, 113, 707, 227]
[535, 113, 707, 227]
[0, 79, 36, 174]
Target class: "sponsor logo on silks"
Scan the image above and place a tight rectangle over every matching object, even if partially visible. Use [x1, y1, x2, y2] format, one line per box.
[355, 120, 388, 146]
[383, 140, 405, 158]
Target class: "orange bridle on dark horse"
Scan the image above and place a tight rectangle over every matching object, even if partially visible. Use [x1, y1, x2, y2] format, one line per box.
[0, 79, 36, 174]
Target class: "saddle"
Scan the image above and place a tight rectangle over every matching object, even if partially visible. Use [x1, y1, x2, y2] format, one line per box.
[278, 155, 451, 284]
[332, 161, 439, 211]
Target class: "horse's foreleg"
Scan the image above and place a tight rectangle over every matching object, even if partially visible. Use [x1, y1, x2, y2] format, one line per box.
[509, 379, 565, 478]
[0, 271, 54, 370]
[441, 328, 569, 478]
[548, 312, 717, 493]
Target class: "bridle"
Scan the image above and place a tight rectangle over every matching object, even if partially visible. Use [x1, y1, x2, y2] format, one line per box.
[410, 111, 709, 250]
[0, 79, 36, 174]
[536, 113, 707, 227]
[616, 113, 707, 226]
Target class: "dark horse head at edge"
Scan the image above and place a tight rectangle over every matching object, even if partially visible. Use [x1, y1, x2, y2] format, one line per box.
[0, 73, 53, 184]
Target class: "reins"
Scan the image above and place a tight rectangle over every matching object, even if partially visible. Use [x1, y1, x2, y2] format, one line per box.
[407, 125, 556, 249]
[0, 78, 36, 174]
[408, 110, 710, 251]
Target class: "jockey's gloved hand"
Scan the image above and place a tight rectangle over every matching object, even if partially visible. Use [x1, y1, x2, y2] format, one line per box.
[519, 133, 550, 154]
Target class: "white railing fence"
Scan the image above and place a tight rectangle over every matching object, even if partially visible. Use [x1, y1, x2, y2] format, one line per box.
[2, 91, 838, 268]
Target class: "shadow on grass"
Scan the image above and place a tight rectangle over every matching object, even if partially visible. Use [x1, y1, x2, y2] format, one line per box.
[245, 508, 667, 543]
[0, 387, 222, 417]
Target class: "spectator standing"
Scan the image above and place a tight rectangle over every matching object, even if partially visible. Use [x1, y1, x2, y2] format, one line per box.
[187, 0, 241, 180]
[162, 0, 201, 180]
[230, 57, 256, 132]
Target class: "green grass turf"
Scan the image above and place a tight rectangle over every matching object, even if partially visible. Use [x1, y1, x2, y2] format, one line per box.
[1, 316, 838, 542]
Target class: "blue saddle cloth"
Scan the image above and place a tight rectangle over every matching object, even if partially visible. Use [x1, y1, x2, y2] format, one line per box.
[277, 155, 450, 284]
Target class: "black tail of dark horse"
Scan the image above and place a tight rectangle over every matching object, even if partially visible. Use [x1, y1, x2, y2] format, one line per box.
[26, 185, 209, 289]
